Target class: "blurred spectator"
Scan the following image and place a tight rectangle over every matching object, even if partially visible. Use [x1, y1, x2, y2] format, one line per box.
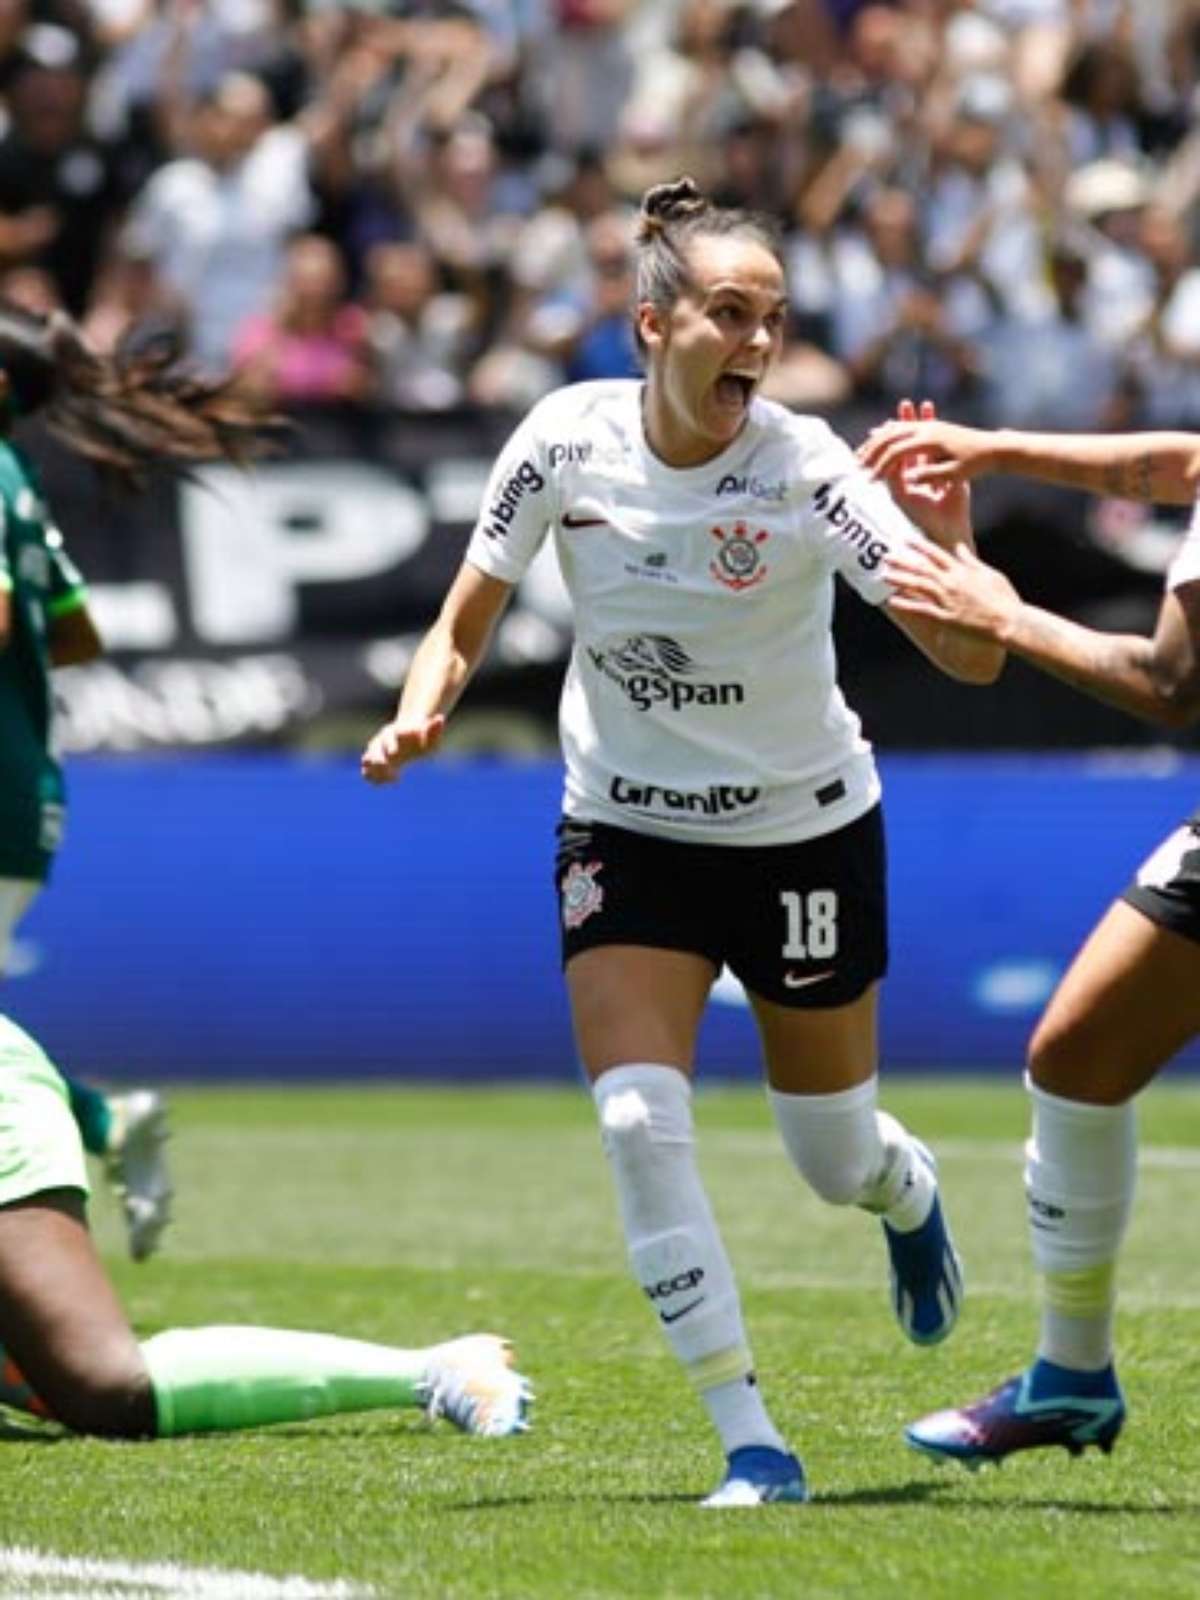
[1122, 204, 1200, 429]
[1064, 156, 1156, 348]
[530, 0, 635, 156]
[523, 208, 640, 384]
[364, 237, 472, 409]
[81, 244, 188, 352]
[120, 71, 319, 367]
[232, 232, 372, 405]
[976, 234, 1123, 430]
[1058, 37, 1144, 166]
[828, 186, 987, 407]
[0, 24, 132, 314]
[924, 70, 1048, 323]
[0, 262, 61, 316]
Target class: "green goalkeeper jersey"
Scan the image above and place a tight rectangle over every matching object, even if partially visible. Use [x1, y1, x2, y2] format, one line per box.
[0, 441, 88, 881]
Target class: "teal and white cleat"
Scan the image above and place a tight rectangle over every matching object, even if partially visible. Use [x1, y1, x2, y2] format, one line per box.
[906, 1359, 1126, 1469]
[882, 1142, 963, 1346]
[701, 1446, 808, 1508]
[104, 1090, 173, 1263]
[423, 1335, 533, 1437]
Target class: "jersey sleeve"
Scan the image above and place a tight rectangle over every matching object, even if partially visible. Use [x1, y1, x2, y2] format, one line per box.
[45, 527, 88, 617]
[464, 402, 558, 584]
[797, 421, 926, 606]
[1168, 495, 1200, 591]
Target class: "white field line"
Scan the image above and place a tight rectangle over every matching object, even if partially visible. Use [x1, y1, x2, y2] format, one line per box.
[0, 1548, 372, 1600]
[708, 1135, 1200, 1170]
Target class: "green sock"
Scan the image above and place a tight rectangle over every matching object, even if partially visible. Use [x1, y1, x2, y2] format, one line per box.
[141, 1326, 433, 1436]
[63, 1075, 113, 1156]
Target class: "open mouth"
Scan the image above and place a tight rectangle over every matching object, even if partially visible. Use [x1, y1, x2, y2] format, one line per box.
[714, 372, 757, 410]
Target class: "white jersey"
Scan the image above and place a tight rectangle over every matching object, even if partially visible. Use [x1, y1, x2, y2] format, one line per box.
[465, 380, 928, 845]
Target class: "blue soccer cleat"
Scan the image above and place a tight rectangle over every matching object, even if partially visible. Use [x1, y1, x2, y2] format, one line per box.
[905, 1359, 1126, 1469]
[882, 1142, 963, 1346]
[701, 1445, 809, 1508]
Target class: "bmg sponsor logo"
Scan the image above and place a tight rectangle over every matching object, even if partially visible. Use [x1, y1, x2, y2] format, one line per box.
[588, 634, 745, 712]
[811, 481, 888, 571]
[481, 457, 545, 540]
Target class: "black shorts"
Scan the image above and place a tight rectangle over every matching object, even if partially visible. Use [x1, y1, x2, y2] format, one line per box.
[554, 806, 888, 1008]
[1121, 810, 1200, 946]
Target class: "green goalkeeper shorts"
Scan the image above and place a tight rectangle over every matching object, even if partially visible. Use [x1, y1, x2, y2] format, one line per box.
[0, 1014, 88, 1206]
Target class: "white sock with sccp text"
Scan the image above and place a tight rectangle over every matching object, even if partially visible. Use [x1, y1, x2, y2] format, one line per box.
[1026, 1077, 1137, 1372]
[594, 1063, 787, 1456]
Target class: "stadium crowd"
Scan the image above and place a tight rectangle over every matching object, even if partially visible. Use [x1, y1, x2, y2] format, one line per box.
[0, 0, 1196, 430]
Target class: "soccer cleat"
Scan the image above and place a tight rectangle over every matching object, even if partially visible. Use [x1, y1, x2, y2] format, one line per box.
[701, 1445, 808, 1508]
[905, 1359, 1126, 1469]
[423, 1334, 533, 1437]
[882, 1141, 963, 1346]
[103, 1090, 173, 1263]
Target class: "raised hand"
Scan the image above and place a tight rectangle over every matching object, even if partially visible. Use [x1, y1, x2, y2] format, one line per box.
[880, 399, 972, 550]
[858, 411, 996, 489]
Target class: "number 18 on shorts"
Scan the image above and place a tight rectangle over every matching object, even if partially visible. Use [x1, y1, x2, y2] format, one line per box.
[555, 806, 888, 1007]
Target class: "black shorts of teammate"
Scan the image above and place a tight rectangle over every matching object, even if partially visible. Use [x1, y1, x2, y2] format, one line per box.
[1121, 811, 1200, 946]
[554, 805, 888, 1008]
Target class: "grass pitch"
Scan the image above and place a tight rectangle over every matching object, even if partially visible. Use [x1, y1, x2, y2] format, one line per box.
[3, 1079, 1200, 1599]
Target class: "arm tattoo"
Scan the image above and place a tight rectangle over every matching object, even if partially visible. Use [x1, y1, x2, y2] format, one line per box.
[1100, 455, 1155, 501]
[1015, 607, 1163, 719]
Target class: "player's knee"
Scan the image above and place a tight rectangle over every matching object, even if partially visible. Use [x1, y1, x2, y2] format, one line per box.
[595, 1066, 692, 1166]
[1027, 1012, 1087, 1093]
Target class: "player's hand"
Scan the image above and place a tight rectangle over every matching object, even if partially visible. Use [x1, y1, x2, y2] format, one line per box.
[361, 714, 446, 785]
[879, 399, 972, 549]
[858, 411, 995, 487]
[884, 539, 1019, 644]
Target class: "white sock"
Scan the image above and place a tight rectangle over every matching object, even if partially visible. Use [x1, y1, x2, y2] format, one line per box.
[594, 1063, 786, 1457]
[1025, 1077, 1136, 1372]
[701, 1374, 786, 1457]
[768, 1078, 935, 1231]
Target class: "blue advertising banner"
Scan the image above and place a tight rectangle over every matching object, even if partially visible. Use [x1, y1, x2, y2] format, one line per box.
[5, 752, 1198, 1079]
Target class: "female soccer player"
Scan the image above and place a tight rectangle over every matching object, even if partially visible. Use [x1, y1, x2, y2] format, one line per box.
[363, 178, 1004, 1505]
[0, 597, 170, 1263]
[0, 1010, 531, 1438]
[0, 304, 241, 1262]
[859, 415, 1200, 1465]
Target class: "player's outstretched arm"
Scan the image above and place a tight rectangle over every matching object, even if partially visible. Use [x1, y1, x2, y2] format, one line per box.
[877, 400, 1005, 685]
[361, 563, 513, 785]
[887, 542, 1200, 728]
[860, 418, 1200, 506]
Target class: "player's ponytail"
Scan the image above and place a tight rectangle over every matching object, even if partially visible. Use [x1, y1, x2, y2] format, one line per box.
[634, 177, 784, 356]
[0, 302, 281, 490]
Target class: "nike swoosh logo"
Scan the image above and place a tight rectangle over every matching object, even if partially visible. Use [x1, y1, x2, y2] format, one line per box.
[660, 1298, 704, 1325]
[783, 970, 835, 990]
[562, 512, 608, 529]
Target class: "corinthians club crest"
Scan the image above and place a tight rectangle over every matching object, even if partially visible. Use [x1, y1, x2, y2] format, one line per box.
[709, 522, 769, 591]
[562, 859, 604, 930]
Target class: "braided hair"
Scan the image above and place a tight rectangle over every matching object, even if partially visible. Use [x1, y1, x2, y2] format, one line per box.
[0, 304, 282, 491]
